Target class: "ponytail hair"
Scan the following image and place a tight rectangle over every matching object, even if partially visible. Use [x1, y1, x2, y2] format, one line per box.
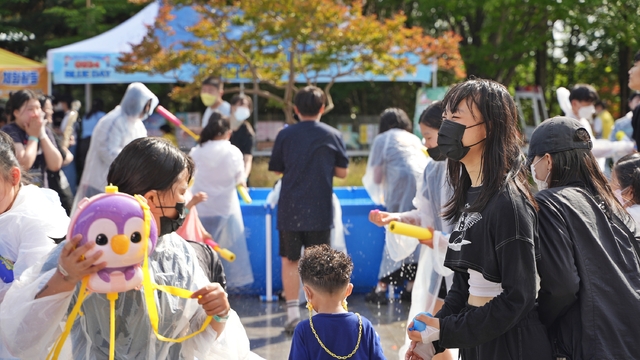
[614, 153, 640, 205]
[199, 112, 230, 144]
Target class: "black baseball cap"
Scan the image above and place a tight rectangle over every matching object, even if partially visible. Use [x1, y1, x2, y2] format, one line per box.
[527, 116, 593, 163]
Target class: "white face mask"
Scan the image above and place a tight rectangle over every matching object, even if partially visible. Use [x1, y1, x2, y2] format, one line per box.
[578, 105, 596, 120]
[614, 189, 630, 207]
[531, 157, 550, 191]
[234, 107, 251, 122]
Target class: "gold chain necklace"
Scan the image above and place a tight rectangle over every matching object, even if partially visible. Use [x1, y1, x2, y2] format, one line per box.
[308, 310, 362, 359]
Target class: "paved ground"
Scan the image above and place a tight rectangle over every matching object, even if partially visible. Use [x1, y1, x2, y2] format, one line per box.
[232, 293, 411, 360]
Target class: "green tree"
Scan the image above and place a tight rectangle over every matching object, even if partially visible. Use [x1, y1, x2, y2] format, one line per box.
[0, 0, 145, 60]
[120, 0, 464, 122]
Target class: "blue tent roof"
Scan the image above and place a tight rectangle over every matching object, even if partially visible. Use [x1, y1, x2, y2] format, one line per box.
[47, 1, 432, 85]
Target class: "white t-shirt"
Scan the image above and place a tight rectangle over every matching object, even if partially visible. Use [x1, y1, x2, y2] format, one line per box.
[190, 139, 245, 217]
[202, 101, 231, 128]
[626, 204, 640, 227]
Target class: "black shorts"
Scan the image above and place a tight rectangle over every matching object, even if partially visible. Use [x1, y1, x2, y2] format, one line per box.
[279, 230, 331, 261]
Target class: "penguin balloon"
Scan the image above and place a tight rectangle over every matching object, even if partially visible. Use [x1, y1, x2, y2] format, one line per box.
[68, 186, 158, 293]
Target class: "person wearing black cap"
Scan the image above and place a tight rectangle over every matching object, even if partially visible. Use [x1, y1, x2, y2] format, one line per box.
[529, 116, 640, 360]
[405, 79, 552, 359]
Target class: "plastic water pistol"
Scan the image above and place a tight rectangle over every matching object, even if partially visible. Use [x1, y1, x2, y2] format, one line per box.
[156, 105, 200, 141]
[0, 256, 14, 283]
[408, 312, 434, 332]
[203, 238, 236, 262]
[389, 221, 433, 240]
[237, 185, 252, 204]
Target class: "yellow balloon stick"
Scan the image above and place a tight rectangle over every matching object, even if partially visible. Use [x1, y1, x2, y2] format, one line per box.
[389, 221, 433, 240]
[237, 185, 252, 204]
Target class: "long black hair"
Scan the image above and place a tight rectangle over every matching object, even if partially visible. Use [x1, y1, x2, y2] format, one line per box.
[6, 90, 39, 122]
[547, 128, 625, 214]
[107, 137, 194, 196]
[613, 153, 640, 206]
[442, 79, 535, 222]
[199, 112, 230, 144]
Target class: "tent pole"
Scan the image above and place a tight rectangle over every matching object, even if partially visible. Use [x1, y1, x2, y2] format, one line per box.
[85, 84, 92, 112]
[432, 58, 438, 88]
[47, 72, 52, 96]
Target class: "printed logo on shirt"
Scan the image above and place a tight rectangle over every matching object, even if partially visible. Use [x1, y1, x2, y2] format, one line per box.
[448, 211, 482, 251]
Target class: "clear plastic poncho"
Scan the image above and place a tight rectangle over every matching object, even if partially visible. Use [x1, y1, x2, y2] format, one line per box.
[0, 185, 68, 359]
[0, 232, 253, 359]
[73, 83, 158, 212]
[190, 140, 254, 289]
[362, 129, 428, 278]
[394, 160, 457, 359]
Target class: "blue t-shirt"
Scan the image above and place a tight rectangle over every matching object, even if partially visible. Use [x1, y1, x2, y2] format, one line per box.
[289, 313, 386, 360]
[80, 111, 106, 139]
[269, 121, 349, 231]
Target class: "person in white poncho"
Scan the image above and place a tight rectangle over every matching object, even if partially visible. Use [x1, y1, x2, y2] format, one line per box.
[0, 138, 257, 360]
[362, 108, 428, 304]
[368, 103, 456, 360]
[190, 112, 254, 289]
[0, 131, 69, 360]
[73, 82, 158, 210]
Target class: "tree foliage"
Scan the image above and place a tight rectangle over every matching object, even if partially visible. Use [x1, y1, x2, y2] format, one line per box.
[119, 0, 464, 122]
[0, 0, 145, 60]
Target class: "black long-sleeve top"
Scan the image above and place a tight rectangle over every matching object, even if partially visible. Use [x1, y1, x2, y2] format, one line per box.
[536, 185, 640, 359]
[435, 181, 540, 349]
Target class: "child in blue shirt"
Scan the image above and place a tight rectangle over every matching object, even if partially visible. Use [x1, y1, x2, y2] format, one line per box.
[289, 245, 386, 360]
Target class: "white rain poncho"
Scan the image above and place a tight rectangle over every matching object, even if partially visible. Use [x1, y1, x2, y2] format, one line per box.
[362, 129, 429, 279]
[190, 140, 254, 289]
[394, 160, 457, 359]
[0, 232, 254, 359]
[73, 83, 158, 211]
[0, 185, 68, 359]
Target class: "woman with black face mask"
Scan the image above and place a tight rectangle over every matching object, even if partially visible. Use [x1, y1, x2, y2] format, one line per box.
[405, 79, 552, 360]
[369, 101, 456, 360]
[0, 137, 252, 359]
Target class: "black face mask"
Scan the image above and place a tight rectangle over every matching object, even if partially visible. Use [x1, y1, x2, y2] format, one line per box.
[426, 146, 448, 161]
[437, 119, 485, 161]
[156, 200, 186, 237]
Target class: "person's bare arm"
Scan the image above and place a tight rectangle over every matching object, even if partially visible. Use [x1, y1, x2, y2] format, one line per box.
[334, 167, 348, 179]
[40, 128, 63, 172]
[61, 147, 74, 167]
[14, 141, 38, 170]
[243, 154, 253, 179]
[35, 235, 106, 299]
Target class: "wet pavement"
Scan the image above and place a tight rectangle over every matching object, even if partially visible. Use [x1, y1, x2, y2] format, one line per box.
[232, 293, 411, 360]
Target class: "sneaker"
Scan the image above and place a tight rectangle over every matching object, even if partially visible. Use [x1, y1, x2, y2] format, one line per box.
[364, 288, 389, 305]
[284, 318, 300, 335]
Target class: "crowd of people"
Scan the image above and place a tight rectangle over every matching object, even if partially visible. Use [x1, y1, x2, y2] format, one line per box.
[0, 50, 640, 360]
